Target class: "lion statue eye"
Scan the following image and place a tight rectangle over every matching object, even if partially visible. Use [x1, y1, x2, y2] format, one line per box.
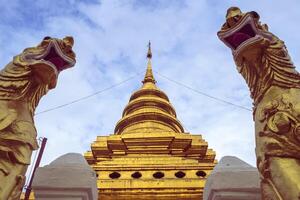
[63, 36, 74, 48]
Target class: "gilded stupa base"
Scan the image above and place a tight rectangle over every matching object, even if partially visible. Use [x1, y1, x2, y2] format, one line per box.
[85, 132, 216, 199]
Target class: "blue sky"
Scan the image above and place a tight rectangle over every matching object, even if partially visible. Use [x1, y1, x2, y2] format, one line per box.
[1, 0, 300, 169]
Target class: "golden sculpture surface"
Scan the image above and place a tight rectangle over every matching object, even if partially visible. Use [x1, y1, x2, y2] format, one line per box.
[0, 36, 76, 200]
[85, 43, 216, 199]
[218, 7, 300, 199]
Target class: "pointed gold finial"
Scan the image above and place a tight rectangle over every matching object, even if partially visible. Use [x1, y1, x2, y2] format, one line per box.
[147, 41, 152, 59]
[143, 41, 156, 84]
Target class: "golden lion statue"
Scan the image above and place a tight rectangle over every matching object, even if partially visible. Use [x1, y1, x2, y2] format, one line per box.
[218, 7, 300, 199]
[0, 36, 76, 199]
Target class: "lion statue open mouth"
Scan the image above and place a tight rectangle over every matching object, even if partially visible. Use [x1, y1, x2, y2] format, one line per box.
[218, 7, 300, 200]
[12, 36, 75, 88]
[218, 8, 272, 58]
[0, 36, 76, 200]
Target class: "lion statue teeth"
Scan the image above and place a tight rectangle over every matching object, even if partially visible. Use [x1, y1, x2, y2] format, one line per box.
[218, 7, 300, 199]
[0, 36, 76, 200]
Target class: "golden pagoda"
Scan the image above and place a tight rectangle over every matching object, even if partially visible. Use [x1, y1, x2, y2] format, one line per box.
[84, 43, 217, 200]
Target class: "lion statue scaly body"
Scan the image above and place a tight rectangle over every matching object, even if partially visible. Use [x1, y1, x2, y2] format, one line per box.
[218, 7, 300, 200]
[0, 36, 76, 200]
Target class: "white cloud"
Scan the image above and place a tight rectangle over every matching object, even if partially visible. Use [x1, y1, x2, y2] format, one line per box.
[1, 1, 300, 172]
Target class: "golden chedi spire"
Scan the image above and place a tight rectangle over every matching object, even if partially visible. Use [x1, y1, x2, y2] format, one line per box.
[114, 42, 184, 134]
[85, 42, 216, 199]
[143, 41, 155, 84]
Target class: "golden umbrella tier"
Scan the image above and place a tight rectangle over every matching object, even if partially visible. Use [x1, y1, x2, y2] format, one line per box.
[114, 56, 184, 135]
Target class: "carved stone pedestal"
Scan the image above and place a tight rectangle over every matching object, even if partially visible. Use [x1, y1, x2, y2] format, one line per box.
[32, 153, 97, 200]
[203, 156, 261, 200]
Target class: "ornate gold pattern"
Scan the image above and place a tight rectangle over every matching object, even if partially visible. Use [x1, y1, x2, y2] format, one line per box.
[0, 37, 76, 200]
[218, 7, 300, 199]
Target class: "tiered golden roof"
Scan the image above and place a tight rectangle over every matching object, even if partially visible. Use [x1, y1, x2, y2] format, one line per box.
[85, 43, 216, 199]
[115, 43, 184, 135]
